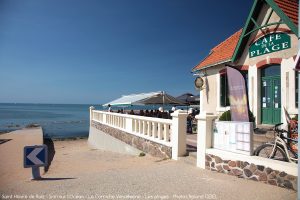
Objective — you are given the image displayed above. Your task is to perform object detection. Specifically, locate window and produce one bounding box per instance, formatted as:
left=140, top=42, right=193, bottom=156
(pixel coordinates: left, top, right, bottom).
left=261, top=65, right=280, bottom=76
left=296, top=73, right=298, bottom=108
left=220, top=74, right=230, bottom=107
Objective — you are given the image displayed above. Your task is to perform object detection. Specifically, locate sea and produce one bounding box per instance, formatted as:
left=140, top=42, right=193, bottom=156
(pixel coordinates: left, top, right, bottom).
left=0, top=103, right=96, bottom=138
left=0, top=103, right=186, bottom=139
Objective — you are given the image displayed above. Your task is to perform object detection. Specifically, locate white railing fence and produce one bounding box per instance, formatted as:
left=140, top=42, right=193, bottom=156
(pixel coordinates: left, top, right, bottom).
left=89, top=107, right=187, bottom=160
left=195, top=112, right=254, bottom=169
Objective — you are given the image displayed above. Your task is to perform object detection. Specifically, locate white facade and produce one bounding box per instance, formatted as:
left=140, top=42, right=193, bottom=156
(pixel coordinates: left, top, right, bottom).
left=197, top=3, right=298, bottom=126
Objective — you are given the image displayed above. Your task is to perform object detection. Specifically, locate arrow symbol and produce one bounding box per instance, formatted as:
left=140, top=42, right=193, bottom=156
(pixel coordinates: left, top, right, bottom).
left=27, top=147, right=44, bottom=165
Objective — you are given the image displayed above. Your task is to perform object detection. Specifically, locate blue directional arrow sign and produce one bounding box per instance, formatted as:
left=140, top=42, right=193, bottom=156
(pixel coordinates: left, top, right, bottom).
left=24, top=145, right=48, bottom=168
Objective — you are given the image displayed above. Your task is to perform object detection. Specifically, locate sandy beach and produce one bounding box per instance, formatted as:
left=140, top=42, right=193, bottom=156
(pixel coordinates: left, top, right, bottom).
left=0, top=128, right=297, bottom=200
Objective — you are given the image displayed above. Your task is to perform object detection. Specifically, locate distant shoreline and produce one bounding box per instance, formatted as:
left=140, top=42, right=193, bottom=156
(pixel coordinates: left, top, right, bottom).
left=0, top=127, right=89, bottom=141
left=0, top=130, right=10, bottom=135
left=48, top=136, right=88, bottom=141
left=0, top=104, right=90, bottom=139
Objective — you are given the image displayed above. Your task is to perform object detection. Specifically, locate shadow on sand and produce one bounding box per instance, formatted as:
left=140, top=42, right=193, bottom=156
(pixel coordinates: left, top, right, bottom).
left=43, top=138, right=55, bottom=173
left=32, top=177, right=76, bottom=181
left=0, top=139, right=12, bottom=145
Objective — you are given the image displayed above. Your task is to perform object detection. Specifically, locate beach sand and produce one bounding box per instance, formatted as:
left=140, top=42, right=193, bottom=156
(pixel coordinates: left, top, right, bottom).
left=0, top=130, right=297, bottom=200
left=0, top=128, right=43, bottom=187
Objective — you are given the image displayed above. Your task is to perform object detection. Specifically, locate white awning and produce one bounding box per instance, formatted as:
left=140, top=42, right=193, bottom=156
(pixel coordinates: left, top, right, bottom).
left=102, top=91, right=186, bottom=107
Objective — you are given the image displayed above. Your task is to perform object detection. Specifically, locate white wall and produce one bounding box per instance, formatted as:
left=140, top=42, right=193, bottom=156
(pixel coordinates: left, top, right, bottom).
left=88, top=126, right=142, bottom=156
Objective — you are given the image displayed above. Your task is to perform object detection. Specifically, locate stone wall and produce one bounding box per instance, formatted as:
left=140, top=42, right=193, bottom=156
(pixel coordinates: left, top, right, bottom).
left=92, top=121, right=172, bottom=159
left=205, top=154, right=297, bottom=191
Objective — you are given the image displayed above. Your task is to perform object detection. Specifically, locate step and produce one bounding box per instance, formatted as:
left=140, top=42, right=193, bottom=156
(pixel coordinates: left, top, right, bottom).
left=189, top=151, right=197, bottom=159
left=179, top=155, right=197, bottom=166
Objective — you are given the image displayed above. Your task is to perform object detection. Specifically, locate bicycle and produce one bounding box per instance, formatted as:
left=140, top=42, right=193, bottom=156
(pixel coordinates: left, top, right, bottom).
left=254, top=123, right=298, bottom=163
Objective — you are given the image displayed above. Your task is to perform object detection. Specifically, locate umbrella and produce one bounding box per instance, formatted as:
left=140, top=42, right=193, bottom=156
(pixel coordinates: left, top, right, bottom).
left=137, top=91, right=186, bottom=105
left=103, top=91, right=186, bottom=107
left=102, top=92, right=156, bottom=107
left=176, top=93, right=200, bottom=105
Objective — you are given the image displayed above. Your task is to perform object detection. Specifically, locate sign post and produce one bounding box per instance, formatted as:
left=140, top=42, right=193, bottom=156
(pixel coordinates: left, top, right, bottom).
left=24, top=145, right=48, bottom=180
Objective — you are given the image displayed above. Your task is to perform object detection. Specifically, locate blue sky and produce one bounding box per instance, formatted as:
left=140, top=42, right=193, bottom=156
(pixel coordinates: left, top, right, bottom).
left=0, top=0, right=253, bottom=104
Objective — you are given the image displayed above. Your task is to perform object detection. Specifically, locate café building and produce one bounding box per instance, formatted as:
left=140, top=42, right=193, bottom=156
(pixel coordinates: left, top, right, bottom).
left=192, top=0, right=298, bottom=126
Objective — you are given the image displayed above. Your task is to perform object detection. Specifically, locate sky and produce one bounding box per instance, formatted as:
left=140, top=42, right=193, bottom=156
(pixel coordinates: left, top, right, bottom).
left=0, top=0, right=254, bottom=104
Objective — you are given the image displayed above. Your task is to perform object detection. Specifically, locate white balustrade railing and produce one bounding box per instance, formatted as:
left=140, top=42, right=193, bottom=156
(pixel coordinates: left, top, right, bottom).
left=91, top=110, right=172, bottom=146
left=89, top=107, right=187, bottom=160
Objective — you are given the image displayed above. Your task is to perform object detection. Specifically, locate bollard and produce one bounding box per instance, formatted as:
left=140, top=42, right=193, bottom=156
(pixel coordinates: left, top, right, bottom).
left=31, top=166, right=41, bottom=180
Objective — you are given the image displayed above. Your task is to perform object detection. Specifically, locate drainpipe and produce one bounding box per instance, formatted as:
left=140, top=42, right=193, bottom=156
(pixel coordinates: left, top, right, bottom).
left=296, top=55, right=300, bottom=197
left=296, top=7, right=300, bottom=194
left=296, top=67, right=300, bottom=195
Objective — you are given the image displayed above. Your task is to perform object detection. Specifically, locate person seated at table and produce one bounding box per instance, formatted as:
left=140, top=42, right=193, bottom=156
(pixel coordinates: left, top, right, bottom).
left=158, top=107, right=163, bottom=112
left=154, top=110, right=159, bottom=117
left=129, top=110, right=134, bottom=115
left=166, top=111, right=172, bottom=119
left=145, top=110, right=150, bottom=117
left=172, top=106, right=176, bottom=112
left=161, top=111, right=169, bottom=119
left=108, top=104, right=112, bottom=112
left=187, top=109, right=194, bottom=133
left=139, top=110, right=144, bottom=116
left=157, top=107, right=164, bottom=118
left=149, top=110, right=154, bottom=117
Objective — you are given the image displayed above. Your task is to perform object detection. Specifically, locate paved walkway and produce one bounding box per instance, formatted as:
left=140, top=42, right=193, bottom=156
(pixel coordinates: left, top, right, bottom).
left=186, top=133, right=197, bottom=153
left=0, top=138, right=296, bottom=200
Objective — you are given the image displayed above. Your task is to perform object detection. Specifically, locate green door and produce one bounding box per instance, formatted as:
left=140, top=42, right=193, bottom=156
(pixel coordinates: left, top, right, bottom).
left=261, top=76, right=281, bottom=124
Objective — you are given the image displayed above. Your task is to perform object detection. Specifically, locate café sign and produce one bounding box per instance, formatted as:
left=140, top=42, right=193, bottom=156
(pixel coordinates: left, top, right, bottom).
left=249, top=33, right=290, bottom=58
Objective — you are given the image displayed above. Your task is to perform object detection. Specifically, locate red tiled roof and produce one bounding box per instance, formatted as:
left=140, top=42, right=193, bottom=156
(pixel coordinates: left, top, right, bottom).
left=192, top=29, right=242, bottom=71
left=274, top=0, right=298, bottom=25
left=193, top=0, right=298, bottom=72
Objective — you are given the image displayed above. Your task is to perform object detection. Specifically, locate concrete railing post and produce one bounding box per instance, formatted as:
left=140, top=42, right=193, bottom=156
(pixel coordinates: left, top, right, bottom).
left=125, top=116, right=133, bottom=133
left=103, top=112, right=107, bottom=124
left=89, top=106, right=95, bottom=126
left=196, top=112, right=217, bottom=169
left=171, top=110, right=188, bottom=160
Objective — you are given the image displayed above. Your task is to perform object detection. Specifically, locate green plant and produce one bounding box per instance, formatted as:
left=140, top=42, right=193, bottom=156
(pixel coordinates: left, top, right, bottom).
left=139, top=152, right=146, bottom=157
left=219, top=110, right=231, bottom=121
left=219, top=110, right=255, bottom=122
left=192, top=125, right=197, bottom=134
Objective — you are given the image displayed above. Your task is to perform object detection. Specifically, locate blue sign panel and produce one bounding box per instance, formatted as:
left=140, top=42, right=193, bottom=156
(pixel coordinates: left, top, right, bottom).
left=24, top=145, right=48, bottom=168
